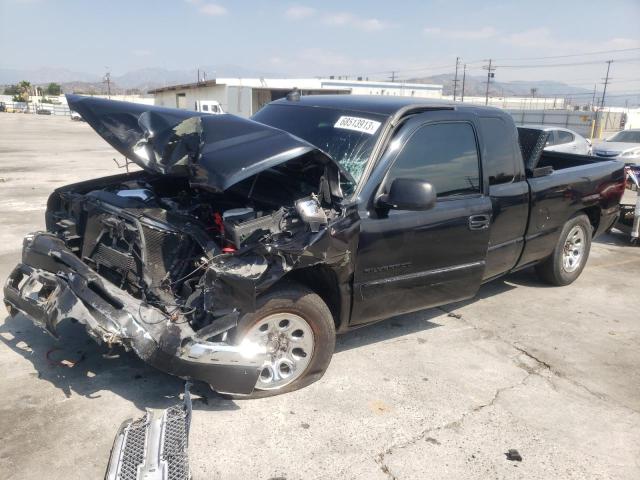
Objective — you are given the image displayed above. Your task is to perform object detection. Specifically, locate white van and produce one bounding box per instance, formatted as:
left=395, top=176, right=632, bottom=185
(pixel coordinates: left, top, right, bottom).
left=195, top=100, right=225, bottom=114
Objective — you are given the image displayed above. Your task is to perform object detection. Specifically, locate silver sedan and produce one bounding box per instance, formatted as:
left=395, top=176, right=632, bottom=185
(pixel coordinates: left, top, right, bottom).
left=592, top=129, right=640, bottom=164
left=523, top=125, right=593, bottom=155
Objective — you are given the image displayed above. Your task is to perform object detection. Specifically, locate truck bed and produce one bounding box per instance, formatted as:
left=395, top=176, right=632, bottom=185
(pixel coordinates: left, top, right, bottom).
left=537, top=150, right=614, bottom=171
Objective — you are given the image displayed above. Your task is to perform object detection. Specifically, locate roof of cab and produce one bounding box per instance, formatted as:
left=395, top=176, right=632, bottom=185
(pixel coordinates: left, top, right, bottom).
left=268, top=94, right=504, bottom=117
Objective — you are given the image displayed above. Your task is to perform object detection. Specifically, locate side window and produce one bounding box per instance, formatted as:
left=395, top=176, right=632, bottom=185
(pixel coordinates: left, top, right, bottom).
left=557, top=130, right=574, bottom=144
left=202, top=104, right=209, bottom=112
left=387, top=122, right=481, bottom=198
left=479, top=117, right=516, bottom=185
left=545, top=130, right=556, bottom=146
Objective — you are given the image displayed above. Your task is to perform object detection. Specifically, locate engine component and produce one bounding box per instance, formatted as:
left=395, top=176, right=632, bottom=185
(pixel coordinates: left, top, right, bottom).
left=222, top=207, right=255, bottom=223
left=295, top=196, right=327, bottom=232
left=116, top=188, right=155, bottom=202
left=224, top=210, right=283, bottom=249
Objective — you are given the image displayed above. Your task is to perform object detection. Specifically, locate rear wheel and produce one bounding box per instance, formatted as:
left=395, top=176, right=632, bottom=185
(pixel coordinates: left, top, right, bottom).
left=225, top=284, right=335, bottom=398
left=535, top=214, right=592, bottom=286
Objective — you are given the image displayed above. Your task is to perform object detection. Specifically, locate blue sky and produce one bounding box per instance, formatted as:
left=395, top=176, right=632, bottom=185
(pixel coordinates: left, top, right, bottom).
left=1, top=0, right=639, bottom=90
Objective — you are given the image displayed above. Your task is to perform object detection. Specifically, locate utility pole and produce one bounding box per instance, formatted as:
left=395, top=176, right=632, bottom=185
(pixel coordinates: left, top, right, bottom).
left=599, top=60, right=613, bottom=110
left=390, top=71, right=396, bottom=82
left=104, top=68, right=111, bottom=99
left=596, top=60, right=613, bottom=137
left=452, top=57, right=460, bottom=101
left=483, top=59, right=495, bottom=106
left=461, top=64, right=467, bottom=102
left=591, top=83, right=597, bottom=110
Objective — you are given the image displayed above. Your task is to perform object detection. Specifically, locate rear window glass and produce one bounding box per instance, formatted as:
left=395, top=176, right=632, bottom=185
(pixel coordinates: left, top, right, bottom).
left=479, top=117, right=516, bottom=185
left=557, top=130, right=574, bottom=144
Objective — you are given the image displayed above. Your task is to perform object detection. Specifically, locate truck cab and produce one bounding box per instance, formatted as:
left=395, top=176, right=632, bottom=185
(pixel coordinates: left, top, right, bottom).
left=253, top=96, right=625, bottom=325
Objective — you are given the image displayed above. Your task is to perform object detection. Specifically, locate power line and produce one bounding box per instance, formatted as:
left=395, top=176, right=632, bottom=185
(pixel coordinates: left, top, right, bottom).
left=490, top=47, right=640, bottom=62
left=333, top=48, right=640, bottom=80
left=495, top=57, right=640, bottom=69
left=331, top=62, right=454, bottom=79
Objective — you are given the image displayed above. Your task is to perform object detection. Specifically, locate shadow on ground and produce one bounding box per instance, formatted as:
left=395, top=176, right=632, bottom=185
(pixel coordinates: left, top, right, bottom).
left=0, top=269, right=535, bottom=410
left=595, top=229, right=637, bottom=248
left=0, top=313, right=232, bottom=410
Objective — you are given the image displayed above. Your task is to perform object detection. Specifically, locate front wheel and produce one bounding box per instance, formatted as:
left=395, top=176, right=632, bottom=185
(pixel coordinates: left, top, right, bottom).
left=225, top=284, right=336, bottom=398
left=535, top=214, right=592, bottom=286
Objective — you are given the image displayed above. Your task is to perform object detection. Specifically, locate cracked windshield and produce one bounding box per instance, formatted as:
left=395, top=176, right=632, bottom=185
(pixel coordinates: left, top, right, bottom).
left=252, top=104, right=387, bottom=186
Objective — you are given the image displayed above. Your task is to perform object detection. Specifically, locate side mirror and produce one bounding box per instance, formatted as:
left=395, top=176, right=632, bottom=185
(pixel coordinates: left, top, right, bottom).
left=377, top=178, right=436, bottom=211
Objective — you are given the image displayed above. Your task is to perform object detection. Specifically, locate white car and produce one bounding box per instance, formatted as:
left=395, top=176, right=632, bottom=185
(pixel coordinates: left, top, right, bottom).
left=592, top=129, right=640, bottom=164
left=522, top=125, right=592, bottom=155
left=70, top=110, right=84, bottom=121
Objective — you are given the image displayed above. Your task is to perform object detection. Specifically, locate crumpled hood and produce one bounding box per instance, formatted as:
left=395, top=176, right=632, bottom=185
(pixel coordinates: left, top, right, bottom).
left=594, top=142, right=640, bottom=154
left=66, top=94, right=352, bottom=194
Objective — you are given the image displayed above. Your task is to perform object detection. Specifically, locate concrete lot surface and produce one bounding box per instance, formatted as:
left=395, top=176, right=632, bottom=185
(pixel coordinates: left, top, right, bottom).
left=1, top=114, right=639, bottom=479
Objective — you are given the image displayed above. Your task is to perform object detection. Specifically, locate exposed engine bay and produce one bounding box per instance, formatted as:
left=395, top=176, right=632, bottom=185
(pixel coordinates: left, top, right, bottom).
left=3, top=94, right=359, bottom=395
left=47, top=172, right=337, bottom=338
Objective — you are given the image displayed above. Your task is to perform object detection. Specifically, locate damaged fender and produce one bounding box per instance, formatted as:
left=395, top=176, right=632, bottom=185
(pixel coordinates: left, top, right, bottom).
left=4, top=233, right=267, bottom=394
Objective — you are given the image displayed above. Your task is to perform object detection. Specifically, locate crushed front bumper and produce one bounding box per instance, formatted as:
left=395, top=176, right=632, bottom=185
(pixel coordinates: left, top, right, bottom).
left=3, top=232, right=265, bottom=395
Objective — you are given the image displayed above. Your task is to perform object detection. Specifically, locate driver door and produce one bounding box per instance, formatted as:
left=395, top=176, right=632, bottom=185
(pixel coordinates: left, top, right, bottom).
left=351, top=114, right=492, bottom=325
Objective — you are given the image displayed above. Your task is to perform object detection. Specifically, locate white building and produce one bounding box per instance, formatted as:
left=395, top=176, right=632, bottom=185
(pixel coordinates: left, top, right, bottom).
left=443, top=95, right=566, bottom=110
left=149, top=78, right=443, bottom=117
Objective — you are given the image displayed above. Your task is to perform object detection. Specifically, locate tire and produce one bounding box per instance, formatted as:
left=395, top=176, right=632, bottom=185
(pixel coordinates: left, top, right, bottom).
left=535, top=214, right=592, bottom=286
left=225, top=283, right=335, bottom=398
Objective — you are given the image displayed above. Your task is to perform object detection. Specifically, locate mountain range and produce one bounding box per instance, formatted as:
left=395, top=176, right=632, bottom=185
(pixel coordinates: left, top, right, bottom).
left=1, top=66, right=632, bottom=106
left=408, top=73, right=593, bottom=99
left=0, top=65, right=271, bottom=93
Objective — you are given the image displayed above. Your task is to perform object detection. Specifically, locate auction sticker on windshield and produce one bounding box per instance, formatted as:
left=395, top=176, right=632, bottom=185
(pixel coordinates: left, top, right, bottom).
left=334, top=116, right=381, bottom=135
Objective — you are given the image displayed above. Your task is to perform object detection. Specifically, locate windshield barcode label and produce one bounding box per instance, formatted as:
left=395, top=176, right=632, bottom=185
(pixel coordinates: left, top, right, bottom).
left=334, top=116, right=381, bottom=135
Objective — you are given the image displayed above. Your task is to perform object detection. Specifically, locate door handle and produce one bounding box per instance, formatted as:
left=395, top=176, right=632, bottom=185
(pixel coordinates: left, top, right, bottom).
left=468, top=214, right=490, bottom=230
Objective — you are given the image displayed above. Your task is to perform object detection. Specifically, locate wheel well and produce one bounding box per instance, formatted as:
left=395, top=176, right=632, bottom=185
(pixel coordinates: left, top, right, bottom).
left=578, top=206, right=601, bottom=235
left=271, top=266, right=343, bottom=330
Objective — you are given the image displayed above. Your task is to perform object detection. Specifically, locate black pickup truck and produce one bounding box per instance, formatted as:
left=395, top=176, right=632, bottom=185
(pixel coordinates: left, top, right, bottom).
left=4, top=94, right=625, bottom=397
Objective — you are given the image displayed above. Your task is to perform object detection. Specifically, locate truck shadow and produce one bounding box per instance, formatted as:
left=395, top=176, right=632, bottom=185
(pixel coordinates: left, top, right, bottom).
left=335, top=272, right=526, bottom=353
left=335, top=310, right=441, bottom=353
left=594, top=230, right=635, bottom=247
left=0, top=272, right=527, bottom=409
left=0, top=313, right=238, bottom=412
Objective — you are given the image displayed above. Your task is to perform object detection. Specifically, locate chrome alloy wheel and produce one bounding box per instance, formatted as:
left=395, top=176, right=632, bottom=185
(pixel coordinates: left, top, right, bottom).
left=562, top=225, right=586, bottom=273
left=244, top=312, right=315, bottom=390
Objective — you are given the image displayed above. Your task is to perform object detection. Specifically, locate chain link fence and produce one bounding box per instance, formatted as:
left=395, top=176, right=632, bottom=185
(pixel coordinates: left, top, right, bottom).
left=1, top=100, right=72, bottom=116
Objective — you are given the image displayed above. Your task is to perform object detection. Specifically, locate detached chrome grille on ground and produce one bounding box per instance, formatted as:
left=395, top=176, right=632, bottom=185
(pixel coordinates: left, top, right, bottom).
left=105, top=383, right=192, bottom=480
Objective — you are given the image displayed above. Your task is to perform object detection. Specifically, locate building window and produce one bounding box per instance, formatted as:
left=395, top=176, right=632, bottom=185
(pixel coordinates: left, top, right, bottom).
left=176, top=93, right=186, bottom=109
